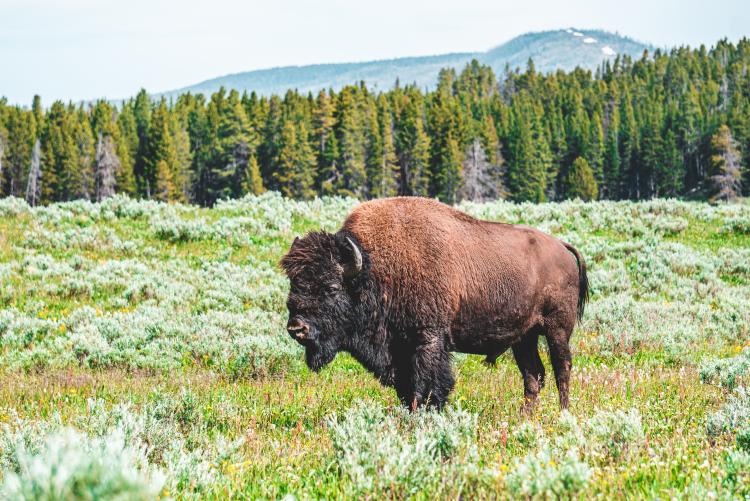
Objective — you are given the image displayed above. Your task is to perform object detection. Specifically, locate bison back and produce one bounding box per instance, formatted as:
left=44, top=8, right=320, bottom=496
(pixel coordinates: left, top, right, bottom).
left=343, top=197, right=580, bottom=336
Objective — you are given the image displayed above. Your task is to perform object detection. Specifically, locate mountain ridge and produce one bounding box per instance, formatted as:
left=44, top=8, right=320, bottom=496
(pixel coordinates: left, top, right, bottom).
left=160, top=28, right=653, bottom=98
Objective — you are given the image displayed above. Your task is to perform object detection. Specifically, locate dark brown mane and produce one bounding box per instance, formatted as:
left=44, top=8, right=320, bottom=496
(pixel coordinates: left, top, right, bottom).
left=280, top=232, right=337, bottom=279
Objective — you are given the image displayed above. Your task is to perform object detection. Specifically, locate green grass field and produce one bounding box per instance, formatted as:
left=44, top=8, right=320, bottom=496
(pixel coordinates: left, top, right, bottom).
left=0, top=194, right=749, bottom=499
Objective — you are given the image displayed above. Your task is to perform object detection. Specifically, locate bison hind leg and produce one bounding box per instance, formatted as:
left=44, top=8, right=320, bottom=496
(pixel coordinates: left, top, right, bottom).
left=512, top=329, right=546, bottom=415
left=545, top=323, right=574, bottom=411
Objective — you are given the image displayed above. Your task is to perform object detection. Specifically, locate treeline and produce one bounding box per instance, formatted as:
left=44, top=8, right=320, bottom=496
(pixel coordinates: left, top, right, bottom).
left=1, top=38, right=749, bottom=206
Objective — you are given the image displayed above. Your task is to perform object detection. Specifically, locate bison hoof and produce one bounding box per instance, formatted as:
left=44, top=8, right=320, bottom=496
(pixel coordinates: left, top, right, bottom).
left=519, top=397, right=538, bottom=416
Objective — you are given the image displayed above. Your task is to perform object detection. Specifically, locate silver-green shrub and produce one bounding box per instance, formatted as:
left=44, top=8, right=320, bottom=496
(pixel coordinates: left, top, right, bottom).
left=327, top=400, right=483, bottom=497
left=0, top=428, right=164, bottom=501
left=706, top=387, right=750, bottom=439
left=506, top=446, right=592, bottom=500
left=701, top=348, right=750, bottom=390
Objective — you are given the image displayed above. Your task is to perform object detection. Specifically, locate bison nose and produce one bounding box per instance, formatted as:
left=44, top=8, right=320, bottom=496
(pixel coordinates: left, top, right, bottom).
left=287, top=319, right=310, bottom=340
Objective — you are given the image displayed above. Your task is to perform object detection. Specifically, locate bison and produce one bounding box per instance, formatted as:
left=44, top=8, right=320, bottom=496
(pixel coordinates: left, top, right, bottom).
left=281, top=197, right=587, bottom=412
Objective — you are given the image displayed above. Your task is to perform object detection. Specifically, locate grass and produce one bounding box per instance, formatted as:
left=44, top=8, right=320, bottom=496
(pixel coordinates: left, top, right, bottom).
left=0, top=361, right=728, bottom=499
left=0, top=194, right=748, bottom=499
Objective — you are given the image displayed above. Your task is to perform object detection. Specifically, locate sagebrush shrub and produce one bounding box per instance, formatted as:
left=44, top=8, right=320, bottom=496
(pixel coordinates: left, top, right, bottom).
left=506, top=446, right=592, bottom=500
left=327, top=401, right=484, bottom=497
left=706, top=387, right=750, bottom=439
left=0, top=428, right=164, bottom=501
left=701, top=348, right=750, bottom=390
left=584, top=408, right=644, bottom=461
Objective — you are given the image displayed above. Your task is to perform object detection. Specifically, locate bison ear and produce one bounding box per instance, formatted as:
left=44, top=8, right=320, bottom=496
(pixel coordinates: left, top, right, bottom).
left=339, top=236, right=363, bottom=279
left=293, top=236, right=300, bottom=245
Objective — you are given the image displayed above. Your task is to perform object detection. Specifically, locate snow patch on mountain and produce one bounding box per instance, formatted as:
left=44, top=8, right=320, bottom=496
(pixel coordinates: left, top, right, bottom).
left=601, top=46, right=616, bottom=56
left=583, top=37, right=597, bottom=44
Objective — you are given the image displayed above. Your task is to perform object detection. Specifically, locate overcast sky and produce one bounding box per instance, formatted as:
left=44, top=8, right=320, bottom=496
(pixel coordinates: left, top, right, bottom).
left=2, top=0, right=748, bottom=104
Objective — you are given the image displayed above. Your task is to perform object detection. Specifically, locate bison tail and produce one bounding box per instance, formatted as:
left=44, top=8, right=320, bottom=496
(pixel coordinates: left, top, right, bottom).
left=563, top=242, right=588, bottom=322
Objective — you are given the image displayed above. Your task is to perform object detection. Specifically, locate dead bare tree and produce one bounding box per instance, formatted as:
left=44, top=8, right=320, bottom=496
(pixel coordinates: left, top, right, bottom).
left=95, top=133, right=119, bottom=201
left=25, top=139, right=42, bottom=206
left=708, top=125, right=742, bottom=202
left=459, top=138, right=505, bottom=202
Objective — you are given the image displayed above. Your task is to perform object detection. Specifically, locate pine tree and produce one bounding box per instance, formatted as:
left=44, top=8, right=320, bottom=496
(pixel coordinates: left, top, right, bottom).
left=657, top=128, right=684, bottom=197
left=2, top=107, right=34, bottom=197
left=433, top=132, right=463, bottom=203
left=313, top=90, right=337, bottom=192
left=619, top=86, right=639, bottom=198
left=547, top=107, right=568, bottom=198
left=25, top=139, right=42, bottom=206
left=274, top=120, right=316, bottom=199
left=587, top=112, right=605, bottom=186
left=395, top=92, right=431, bottom=196
left=154, top=159, right=175, bottom=202
left=319, top=132, right=339, bottom=195
left=41, top=101, right=80, bottom=203
left=183, top=94, right=212, bottom=205
left=603, top=121, right=621, bottom=199
left=145, top=100, right=179, bottom=200
left=368, top=95, right=399, bottom=198
left=405, top=114, right=431, bottom=197
left=209, top=89, right=253, bottom=202
left=565, top=157, right=598, bottom=201
left=507, top=93, right=551, bottom=202
left=257, top=95, right=283, bottom=192
left=639, top=97, right=667, bottom=198
left=428, top=82, right=465, bottom=202
left=114, top=104, right=138, bottom=195
left=133, top=89, right=152, bottom=197
left=335, top=87, right=367, bottom=198
left=677, top=84, right=703, bottom=187
left=601, top=83, right=621, bottom=199
left=240, top=155, right=265, bottom=195
left=30, top=95, right=43, bottom=139
left=364, top=101, right=383, bottom=198
left=480, top=115, right=507, bottom=198
left=72, top=108, right=96, bottom=200
left=169, top=110, right=192, bottom=202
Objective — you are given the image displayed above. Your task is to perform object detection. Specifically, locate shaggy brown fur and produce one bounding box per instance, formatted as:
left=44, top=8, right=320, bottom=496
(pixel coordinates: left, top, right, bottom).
left=281, top=197, right=587, bottom=412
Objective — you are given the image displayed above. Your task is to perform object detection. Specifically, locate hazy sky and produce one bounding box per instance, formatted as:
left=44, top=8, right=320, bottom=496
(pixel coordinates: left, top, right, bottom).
left=2, top=0, right=748, bottom=104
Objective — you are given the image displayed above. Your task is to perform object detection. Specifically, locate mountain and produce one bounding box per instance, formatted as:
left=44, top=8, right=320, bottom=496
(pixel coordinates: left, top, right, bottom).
left=481, top=29, right=650, bottom=75
left=162, top=28, right=651, bottom=98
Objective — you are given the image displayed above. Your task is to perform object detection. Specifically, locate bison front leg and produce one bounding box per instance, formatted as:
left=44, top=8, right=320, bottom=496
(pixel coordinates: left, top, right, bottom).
left=402, top=332, right=455, bottom=410
left=512, top=332, right=545, bottom=415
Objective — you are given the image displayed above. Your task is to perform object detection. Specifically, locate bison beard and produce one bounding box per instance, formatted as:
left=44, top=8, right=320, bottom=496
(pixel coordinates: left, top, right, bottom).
left=281, top=197, right=588, bottom=412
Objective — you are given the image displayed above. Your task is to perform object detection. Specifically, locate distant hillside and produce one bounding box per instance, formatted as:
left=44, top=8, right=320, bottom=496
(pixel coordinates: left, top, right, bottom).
left=162, top=28, right=651, bottom=98
left=480, top=29, right=649, bottom=74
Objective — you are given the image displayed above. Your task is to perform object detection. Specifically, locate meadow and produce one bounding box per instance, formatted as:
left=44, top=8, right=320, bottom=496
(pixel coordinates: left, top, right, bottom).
left=0, top=193, right=749, bottom=499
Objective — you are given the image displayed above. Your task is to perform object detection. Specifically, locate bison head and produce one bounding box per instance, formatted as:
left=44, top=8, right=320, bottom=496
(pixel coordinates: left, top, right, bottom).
left=280, top=231, right=363, bottom=371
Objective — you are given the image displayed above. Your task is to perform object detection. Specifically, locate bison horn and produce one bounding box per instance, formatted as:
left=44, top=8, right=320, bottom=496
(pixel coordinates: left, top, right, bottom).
left=343, top=237, right=362, bottom=278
